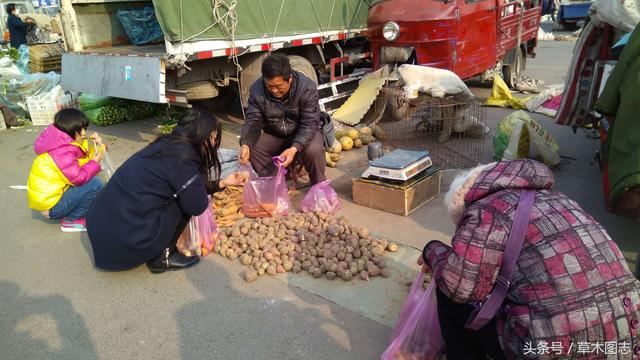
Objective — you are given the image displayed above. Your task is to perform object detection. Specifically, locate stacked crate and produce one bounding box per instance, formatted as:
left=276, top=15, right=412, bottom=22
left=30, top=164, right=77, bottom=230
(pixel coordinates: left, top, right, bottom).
left=29, top=44, right=64, bottom=73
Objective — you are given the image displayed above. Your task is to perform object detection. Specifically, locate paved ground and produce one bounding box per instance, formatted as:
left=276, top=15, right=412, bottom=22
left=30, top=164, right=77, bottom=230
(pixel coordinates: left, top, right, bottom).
left=2, top=36, right=640, bottom=360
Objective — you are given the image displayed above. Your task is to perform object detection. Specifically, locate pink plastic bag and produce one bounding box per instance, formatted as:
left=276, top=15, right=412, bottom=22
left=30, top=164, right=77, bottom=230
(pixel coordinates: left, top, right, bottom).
left=300, top=180, right=342, bottom=214
left=381, top=273, right=445, bottom=360
left=177, top=197, right=219, bottom=257
left=242, top=157, right=289, bottom=218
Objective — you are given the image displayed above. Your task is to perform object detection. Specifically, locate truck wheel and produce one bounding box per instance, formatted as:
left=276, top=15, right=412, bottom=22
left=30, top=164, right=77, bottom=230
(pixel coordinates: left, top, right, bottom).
left=195, top=86, right=238, bottom=112
left=288, top=55, right=318, bottom=85
left=502, top=48, right=523, bottom=89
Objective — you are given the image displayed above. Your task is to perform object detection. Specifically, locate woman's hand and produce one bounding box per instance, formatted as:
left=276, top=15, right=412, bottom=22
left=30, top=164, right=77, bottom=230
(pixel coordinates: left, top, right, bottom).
left=220, top=171, right=249, bottom=188
left=90, top=132, right=103, bottom=145
left=93, top=150, right=104, bottom=163
left=417, top=255, right=431, bottom=274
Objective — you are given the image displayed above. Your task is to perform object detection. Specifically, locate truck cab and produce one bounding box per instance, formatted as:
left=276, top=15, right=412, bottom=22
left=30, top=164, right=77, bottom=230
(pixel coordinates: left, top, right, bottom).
left=368, top=0, right=541, bottom=86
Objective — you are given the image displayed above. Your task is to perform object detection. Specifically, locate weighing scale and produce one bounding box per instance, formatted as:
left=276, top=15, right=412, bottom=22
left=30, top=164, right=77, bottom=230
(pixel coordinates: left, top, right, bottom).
left=361, top=149, right=433, bottom=181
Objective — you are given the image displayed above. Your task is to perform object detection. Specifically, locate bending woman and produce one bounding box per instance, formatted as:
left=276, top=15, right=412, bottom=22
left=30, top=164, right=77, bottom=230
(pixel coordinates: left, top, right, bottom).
left=87, top=109, right=246, bottom=273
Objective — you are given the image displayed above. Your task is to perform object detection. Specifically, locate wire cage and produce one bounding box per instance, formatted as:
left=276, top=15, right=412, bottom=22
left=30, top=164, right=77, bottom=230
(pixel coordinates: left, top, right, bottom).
left=373, top=85, right=488, bottom=170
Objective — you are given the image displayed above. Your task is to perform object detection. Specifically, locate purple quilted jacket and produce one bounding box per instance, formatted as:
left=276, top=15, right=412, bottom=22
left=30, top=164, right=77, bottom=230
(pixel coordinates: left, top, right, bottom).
left=424, top=160, right=640, bottom=359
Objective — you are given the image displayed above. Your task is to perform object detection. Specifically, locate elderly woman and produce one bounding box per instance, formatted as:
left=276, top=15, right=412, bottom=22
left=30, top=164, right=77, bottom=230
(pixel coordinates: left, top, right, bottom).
left=419, top=159, right=640, bottom=359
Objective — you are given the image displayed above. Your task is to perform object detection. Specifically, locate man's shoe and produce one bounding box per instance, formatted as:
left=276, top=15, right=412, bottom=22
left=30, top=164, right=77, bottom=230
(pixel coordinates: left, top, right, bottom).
left=146, top=248, right=200, bottom=274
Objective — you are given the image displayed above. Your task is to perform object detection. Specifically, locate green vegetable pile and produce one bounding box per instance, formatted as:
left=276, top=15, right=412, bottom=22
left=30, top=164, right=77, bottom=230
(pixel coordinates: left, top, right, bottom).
left=0, top=48, right=20, bottom=63
left=79, top=92, right=186, bottom=127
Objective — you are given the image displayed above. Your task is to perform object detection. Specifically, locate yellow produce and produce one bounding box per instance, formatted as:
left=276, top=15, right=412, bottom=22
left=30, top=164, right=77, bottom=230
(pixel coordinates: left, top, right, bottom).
left=335, top=129, right=359, bottom=140
left=339, top=136, right=354, bottom=151
left=329, top=141, right=342, bottom=154
left=325, top=152, right=337, bottom=167
left=359, top=127, right=373, bottom=136
left=371, top=125, right=388, bottom=141
left=359, top=134, right=375, bottom=145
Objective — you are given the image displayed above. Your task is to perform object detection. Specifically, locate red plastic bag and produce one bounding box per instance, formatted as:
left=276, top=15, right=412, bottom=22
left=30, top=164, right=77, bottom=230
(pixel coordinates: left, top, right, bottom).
left=177, top=197, right=218, bottom=257
left=300, top=180, right=341, bottom=214
left=381, top=273, right=444, bottom=360
left=242, top=157, right=289, bottom=218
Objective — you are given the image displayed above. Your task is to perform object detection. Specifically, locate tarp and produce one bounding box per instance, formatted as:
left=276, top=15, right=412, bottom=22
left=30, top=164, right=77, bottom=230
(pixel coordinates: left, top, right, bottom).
left=275, top=243, right=423, bottom=327
left=152, top=0, right=369, bottom=43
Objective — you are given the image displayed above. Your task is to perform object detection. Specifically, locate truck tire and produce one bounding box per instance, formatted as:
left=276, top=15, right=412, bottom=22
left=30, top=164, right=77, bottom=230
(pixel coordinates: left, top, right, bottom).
left=179, top=81, right=219, bottom=100
left=195, top=85, right=238, bottom=112
left=502, top=48, right=523, bottom=89
left=289, top=55, right=318, bottom=85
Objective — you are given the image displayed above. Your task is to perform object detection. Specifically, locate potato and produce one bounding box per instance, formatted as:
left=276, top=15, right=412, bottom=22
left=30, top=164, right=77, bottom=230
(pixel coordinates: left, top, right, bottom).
left=326, top=272, right=337, bottom=280
left=243, top=270, right=258, bottom=283
left=358, top=227, right=369, bottom=239
left=381, top=268, right=391, bottom=278
left=292, top=264, right=302, bottom=273
left=276, top=265, right=286, bottom=273
left=302, top=260, right=312, bottom=271
left=283, top=260, right=293, bottom=272
left=359, top=271, right=370, bottom=281
left=341, top=271, right=353, bottom=281
left=368, top=264, right=381, bottom=277
left=372, top=245, right=386, bottom=257
left=257, top=267, right=266, bottom=276
left=263, top=251, right=274, bottom=261
left=240, top=254, right=252, bottom=266
left=266, top=265, right=277, bottom=275
left=311, top=267, right=323, bottom=278
left=353, top=138, right=363, bottom=149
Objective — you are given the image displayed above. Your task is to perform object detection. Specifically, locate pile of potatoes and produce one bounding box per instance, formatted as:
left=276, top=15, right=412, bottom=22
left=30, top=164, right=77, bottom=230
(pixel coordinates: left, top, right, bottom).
left=214, top=211, right=399, bottom=283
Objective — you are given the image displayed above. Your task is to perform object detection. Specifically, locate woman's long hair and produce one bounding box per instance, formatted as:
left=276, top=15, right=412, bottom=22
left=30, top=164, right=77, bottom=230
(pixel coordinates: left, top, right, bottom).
left=150, top=108, right=221, bottom=193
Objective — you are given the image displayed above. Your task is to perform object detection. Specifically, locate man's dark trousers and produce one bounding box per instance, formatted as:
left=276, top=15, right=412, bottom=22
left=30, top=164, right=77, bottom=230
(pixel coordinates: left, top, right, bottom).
left=249, top=131, right=326, bottom=185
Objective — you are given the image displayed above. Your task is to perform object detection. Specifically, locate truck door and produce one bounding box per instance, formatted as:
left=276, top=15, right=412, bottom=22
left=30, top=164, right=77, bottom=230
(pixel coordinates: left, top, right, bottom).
left=454, top=0, right=498, bottom=79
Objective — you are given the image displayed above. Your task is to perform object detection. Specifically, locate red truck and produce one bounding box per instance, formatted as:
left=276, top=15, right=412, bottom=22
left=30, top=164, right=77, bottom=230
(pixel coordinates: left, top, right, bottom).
left=367, top=0, right=542, bottom=87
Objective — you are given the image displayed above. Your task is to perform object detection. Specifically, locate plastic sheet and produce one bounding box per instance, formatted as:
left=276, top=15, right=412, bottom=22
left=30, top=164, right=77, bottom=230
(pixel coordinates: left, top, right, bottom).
left=16, top=45, right=29, bottom=74
left=117, top=7, right=164, bottom=45
left=79, top=93, right=114, bottom=111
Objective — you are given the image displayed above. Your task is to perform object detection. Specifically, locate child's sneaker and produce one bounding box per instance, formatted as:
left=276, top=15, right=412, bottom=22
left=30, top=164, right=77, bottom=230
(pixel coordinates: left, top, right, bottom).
left=60, top=218, right=87, bottom=232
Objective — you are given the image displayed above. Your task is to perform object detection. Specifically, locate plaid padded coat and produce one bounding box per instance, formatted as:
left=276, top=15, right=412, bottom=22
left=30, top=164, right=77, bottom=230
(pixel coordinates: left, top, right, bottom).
left=424, top=160, right=640, bottom=359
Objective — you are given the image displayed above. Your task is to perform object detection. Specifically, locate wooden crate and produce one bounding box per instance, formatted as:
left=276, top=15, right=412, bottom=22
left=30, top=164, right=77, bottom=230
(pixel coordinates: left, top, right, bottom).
left=29, top=44, right=63, bottom=73
left=352, top=167, right=441, bottom=216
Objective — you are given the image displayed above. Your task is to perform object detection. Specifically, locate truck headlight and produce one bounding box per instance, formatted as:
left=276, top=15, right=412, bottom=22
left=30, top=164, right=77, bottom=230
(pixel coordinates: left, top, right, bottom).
left=382, top=21, right=400, bottom=41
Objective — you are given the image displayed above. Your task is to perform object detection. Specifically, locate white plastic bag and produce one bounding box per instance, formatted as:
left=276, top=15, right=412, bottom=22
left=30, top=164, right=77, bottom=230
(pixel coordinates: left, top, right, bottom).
left=493, top=111, right=561, bottom=166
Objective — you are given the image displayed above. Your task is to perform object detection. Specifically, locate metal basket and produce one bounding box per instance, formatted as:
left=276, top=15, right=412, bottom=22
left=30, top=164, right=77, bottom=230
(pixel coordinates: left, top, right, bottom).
left=376, top=85, right=487, bottom=170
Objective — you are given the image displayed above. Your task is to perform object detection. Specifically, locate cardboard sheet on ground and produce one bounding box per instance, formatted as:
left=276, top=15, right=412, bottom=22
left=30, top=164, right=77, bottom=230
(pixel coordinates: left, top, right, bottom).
left=275, top=243, right=422, bottom=328
left=332, top=68, right=389, bottom=126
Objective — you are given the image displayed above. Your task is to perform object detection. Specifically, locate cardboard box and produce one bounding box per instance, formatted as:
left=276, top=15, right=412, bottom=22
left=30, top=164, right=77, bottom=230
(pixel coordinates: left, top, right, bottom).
left=352, top=167, right=441, bottom=216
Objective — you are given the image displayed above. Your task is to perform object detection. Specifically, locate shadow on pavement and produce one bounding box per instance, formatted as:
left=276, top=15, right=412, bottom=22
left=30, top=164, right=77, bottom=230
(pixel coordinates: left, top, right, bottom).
left=177, top=258, right=387, bottom=360
left=0, top=280, right=98, bottom=360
